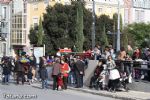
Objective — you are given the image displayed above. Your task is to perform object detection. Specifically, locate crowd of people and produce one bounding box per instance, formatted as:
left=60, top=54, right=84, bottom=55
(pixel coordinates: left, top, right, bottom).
left=89, top=56, right=128, bottom=92
left=88, top=45, right=150, bottom=92
left=0, top=52, right=37, bottom=85
left=0, top=44, right=150, bottom=92
left=0, top=52, right=87, bottom=91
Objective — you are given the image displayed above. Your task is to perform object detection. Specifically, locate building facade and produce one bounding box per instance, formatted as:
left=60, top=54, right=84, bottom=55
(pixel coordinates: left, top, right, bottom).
left=27, top=0, right=48, bottom=29
left=6, top=0, right=126, bottom=57
left=1, top=0, right=150, bottom=57
left=27, top=0, right=71, bottom=29
left=84, top=0, right=125, bottom=25
left=0, top=0, right=11, bottom=58
left=124, top=0, right=150, bottom=24
left=10, top=0, right=28, bottom=55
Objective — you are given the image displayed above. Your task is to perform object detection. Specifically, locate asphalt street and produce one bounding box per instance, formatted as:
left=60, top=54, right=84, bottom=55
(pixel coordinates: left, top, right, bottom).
left=0, top=82, right=119, bottom=100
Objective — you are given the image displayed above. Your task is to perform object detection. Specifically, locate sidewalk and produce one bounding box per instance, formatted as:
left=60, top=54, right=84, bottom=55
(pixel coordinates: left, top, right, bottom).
left=68, top=86, right=150, bottom=100
left=32, top=81, right=150, bottom=100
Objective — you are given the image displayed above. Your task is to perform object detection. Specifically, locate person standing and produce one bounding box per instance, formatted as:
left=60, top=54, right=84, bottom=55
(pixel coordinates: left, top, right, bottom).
left=15, top=60, right=25, bottom=85
left=74, top=57, right=85, bottom=88
left=132, top=48, right=141, bottom=60
left=29, top=55, right=37, bottom=82
left=40, top=66, right=48, bottom=89
left=92, top=46, right=101, bottom=60
left=127, top=45, right=133, bottom=58
left=2, top=58, right=11, bottom=85
left=117, top=47, right=127, bottom=73
left=107, top=55, right=120, bottom=92
left=51, top=58, right=61, bottom=90
left=39, top=57, right=44, bottom=79
left=61, top=59, right=70, bottom=90
left=68, top=59, right=76, bottom=86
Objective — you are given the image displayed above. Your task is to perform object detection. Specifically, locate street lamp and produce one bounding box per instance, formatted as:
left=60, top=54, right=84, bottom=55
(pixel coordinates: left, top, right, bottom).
left=0, top=17, right=8, bottom=56
left=92, top=0, right=96, bottom=49
left=116, top=0, right=120, bottom=52
left=0, top=19, right=8, bottom=41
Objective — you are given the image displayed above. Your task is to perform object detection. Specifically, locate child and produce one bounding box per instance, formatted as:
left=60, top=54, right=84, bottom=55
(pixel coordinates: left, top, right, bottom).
left=99, top=64, right=109, bottom=90
left=27, top=68, right=33, bottom=85
left=57, top=74, right=64, bottom=90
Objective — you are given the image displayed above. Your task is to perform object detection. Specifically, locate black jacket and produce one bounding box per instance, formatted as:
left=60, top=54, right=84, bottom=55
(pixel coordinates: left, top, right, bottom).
left=40, top=67, right=48, bottom=80
left=14, top=61, right=24, bottom=72
left=2, top=63, right=11, bottom=75
left=75, top=60, right=85, bottom=75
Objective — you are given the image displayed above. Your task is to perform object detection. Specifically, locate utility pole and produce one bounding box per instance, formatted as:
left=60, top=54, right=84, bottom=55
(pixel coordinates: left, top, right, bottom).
left=92, top=0, right=96, bottom=49
left=117, top=0, right=120, bottom=52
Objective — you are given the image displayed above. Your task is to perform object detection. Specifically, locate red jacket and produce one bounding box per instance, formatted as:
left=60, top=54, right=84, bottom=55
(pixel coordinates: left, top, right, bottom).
left=61, top=63, right=70, bottom=77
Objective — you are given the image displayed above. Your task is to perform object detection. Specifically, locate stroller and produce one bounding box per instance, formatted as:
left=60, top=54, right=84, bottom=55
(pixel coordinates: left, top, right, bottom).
left=94, top=65, right=130, bottom=92
left=108, top=68, right=130, bottom=92
left=94, top=64, right=109, bottom=90
left=118, top=72, right=129, bottom=91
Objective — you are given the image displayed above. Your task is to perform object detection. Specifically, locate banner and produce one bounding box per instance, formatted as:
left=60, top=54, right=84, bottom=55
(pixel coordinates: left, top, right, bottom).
left=33, top=47, right=44, bottom=64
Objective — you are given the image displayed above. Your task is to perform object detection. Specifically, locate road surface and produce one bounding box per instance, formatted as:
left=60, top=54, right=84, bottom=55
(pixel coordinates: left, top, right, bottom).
left=0, top=82, right=118, bottom=100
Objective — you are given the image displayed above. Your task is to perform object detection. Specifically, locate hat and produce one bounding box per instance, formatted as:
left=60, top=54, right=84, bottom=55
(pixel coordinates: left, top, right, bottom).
left=21, top=52, right=26, bottom=56
left=55, top=58, right=60, bottom=63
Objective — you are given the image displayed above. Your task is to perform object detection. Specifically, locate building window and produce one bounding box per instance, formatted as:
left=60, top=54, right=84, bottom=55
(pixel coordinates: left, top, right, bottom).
left=44, top=0, right=49, bottom=4
left=135, top=10, right=144, bottom=22
left=107, top=7, right=111, bottom=14
left=135, top=10, right=139, bottom=22
left=33, top=18, right=38, bottom=27
left=125, top=8, right=129, bottom=24
left=11, top=30, right=24, bottom=44
left=1, top=43, right=6, bottom=56
left=23, top=15, right=27, bottom=28
left=23, top=2, right=27, bottom=13
left=33, top=4, right=38, bottom=11
left=88, top=8, right=92, bottom=12
left=140, top=10, right=144, bottom=22
left=2, top=7, right=7, bottom=20
left=98, top=7, right=103, bottom=13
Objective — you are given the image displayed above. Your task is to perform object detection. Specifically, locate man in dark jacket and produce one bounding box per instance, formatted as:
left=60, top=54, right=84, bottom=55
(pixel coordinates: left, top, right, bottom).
left=74, top=58, right=85, bottom=88
left=40, top=66, right=48, bottom=89
left=2, top=59, right=11, bottom=85
left=15, top=60, right=25, bottom=85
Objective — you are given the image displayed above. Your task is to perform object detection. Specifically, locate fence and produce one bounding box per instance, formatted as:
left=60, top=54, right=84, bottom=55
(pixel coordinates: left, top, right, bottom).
left=114, top=60, right=150, bottom=81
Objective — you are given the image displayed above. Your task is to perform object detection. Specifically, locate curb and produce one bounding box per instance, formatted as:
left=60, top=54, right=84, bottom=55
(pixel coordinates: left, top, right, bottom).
left=31, top=82, right=149, bottom=100
left=68, top=87, right=146, bottom=100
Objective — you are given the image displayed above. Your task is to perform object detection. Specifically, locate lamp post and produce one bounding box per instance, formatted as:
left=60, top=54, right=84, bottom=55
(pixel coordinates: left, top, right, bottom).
left=116, top=0, right=120, bottom=52
left=0, top=19, right=8, bottom=41
left=0, top=17, right=8, bottom=56
left=92, top=0, right=96, bottom=49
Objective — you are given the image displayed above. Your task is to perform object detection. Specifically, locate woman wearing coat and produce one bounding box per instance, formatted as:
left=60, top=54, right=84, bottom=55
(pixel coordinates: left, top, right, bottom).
left=107, top=55, right=120, bottom=92
left=60, top=59, right=70, bottom=90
